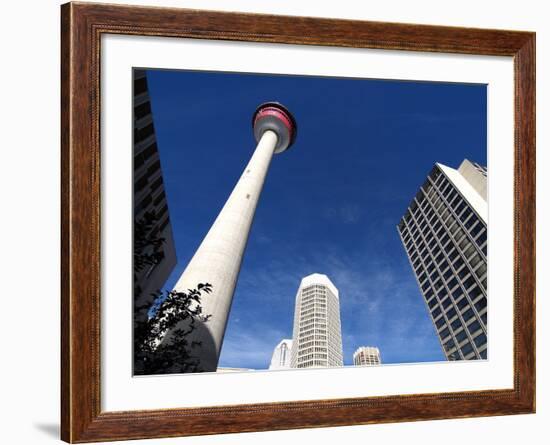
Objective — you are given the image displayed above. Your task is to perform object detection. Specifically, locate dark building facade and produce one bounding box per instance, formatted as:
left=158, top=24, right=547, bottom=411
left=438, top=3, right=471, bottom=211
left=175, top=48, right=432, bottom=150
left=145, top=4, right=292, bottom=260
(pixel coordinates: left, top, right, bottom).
left=133, top=69, right=177, bottom=313
left=398, top=160, right=488, bottom=361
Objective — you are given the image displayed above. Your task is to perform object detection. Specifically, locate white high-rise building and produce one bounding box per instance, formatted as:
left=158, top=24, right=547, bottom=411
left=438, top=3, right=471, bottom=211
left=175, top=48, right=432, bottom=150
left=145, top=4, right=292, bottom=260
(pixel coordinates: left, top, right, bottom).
left=353, top=346, right=381, bottom=366
left=268, top=339, right=293, bottom=370
left=290, top=274, right=343, bottom=369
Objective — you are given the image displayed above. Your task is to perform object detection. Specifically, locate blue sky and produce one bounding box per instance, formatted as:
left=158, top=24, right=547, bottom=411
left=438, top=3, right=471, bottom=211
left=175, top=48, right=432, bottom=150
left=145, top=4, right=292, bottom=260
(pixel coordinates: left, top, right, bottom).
left=145, top=68, right=487, bottom=369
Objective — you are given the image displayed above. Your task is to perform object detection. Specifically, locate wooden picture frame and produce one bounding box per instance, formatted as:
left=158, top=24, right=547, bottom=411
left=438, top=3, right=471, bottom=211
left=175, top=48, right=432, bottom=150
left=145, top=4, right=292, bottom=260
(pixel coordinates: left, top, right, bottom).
left=61, top=1, right=535, bottom=442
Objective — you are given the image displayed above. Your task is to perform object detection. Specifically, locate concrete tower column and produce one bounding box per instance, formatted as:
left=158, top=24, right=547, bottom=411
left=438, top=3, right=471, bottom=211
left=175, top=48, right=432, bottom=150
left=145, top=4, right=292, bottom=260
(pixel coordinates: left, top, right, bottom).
left=166, top=102, right=297, bottom=372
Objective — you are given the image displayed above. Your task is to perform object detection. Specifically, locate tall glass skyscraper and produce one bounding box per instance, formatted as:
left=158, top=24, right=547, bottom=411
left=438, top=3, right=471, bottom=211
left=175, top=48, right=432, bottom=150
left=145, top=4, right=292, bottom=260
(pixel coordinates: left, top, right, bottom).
left=290, top=274, right=344, bottom=368
left=397, top=160, right=488, bottom=361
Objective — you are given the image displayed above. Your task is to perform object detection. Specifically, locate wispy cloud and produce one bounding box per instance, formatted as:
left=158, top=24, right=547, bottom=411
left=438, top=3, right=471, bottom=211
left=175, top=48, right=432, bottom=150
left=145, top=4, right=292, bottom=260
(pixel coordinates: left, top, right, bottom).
left=323, top=203, right=362, bottom=224
left=218, top=324, right=288, bottom=369
left=255, top=233, right=273, bottom=244
left=311, top=245, right=443, bottom=364
left=340, top=204, right=362, bottom=224
left=222, top=239, right=444, bottom=368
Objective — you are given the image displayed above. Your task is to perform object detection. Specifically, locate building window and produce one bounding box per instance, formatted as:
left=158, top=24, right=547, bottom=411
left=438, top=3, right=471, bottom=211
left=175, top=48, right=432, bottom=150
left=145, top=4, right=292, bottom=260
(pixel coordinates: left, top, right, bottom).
left=468, top=320, right=481, bottom=334
left=474, top=297, right=487, bottom=312
left=447, top=278, right=458, bottom=290
left=451, top=318, right=462, bottom=330
left=463, top=308, right=475, bottom=321
left=474, top=333, right=487, bottom=347
left=455, top=330, right=468, bottom=343
left=446, top=307, right=457, bottom=320
left=469, top=285, right=483, bottom=300
left=475, top=263, right=487, bottom=278
left=476, top=231, right=487, bottom=247
left=452, top=287, right=462, bottom=300
left=461, top=342, right=474, bottom=356
left=481, top=312, right=487, bottom=325
left=134, top=76, right=148, bottom=95
left=134, top=100, right=152, bottom=120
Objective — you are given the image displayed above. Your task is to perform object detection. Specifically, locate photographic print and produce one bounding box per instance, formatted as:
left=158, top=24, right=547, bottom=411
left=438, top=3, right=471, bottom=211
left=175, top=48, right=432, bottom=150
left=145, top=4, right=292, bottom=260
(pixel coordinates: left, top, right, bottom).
left=132, top=68, right=488, bottom=376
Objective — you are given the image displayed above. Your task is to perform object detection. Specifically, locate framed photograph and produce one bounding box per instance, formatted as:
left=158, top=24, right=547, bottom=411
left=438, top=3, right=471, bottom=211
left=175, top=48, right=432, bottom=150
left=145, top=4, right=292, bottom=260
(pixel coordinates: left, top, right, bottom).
left=61, top=2, right=535, bottom=442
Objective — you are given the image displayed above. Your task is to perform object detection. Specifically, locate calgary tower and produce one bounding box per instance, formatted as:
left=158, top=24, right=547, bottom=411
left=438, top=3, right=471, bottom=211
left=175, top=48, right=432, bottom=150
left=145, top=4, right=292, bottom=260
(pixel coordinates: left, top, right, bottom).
left=166, top=102, right=297, bottom=372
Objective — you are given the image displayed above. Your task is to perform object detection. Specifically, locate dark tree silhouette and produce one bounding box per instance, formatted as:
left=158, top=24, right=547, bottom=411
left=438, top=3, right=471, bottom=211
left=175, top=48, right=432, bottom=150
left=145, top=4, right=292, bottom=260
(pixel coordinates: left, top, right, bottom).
left=133, top=211, right=212, bottom=375
left=133, top=211, right=166, bottom=275
left=133, top=285, right=212, bottom=375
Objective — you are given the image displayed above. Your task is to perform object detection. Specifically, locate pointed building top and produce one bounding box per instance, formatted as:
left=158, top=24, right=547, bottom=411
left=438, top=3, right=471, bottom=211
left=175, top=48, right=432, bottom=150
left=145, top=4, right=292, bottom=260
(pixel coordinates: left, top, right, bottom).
left=299, top=273, right=339, bottom=298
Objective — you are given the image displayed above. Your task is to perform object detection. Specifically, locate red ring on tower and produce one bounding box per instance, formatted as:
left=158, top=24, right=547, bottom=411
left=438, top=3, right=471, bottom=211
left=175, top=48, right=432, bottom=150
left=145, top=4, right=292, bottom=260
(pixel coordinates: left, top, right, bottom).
left=252, top=102, right=297, bottom=153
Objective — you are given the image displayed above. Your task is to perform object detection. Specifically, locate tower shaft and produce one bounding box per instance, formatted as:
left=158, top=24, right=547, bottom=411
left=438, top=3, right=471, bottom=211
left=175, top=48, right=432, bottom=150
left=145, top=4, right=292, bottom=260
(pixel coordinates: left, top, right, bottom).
left=170, top=129, right=279, bottom=371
